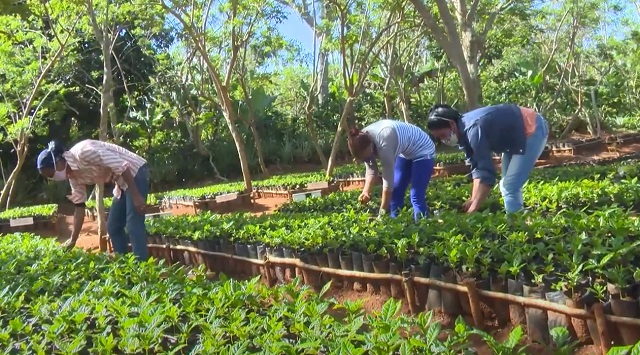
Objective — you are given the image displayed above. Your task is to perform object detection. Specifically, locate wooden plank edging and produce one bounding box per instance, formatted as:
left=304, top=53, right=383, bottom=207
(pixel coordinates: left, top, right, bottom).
left=146, top=243, right=640, bottom=329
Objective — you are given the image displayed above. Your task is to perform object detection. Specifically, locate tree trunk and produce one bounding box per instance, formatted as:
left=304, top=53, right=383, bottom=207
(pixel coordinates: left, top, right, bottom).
left=220, top=92, right=253, bottom=192
left=326, top=97, right=356, bottom=177
left=206, top=149, right=227, bottom=181
left=457, top=63, right=481, bottom=110
left=0, top=143, right=27, bottom=210
left=248, top=117, right=269, bottom=176
left=240, top=83, right=269, bottom=176
left=96, top=30, right=114, bottom=248
left=317, top=49, right=329, bottom=105
left=304, top=109, right=328, bottom=166
left=4, top=179, right=15, bottom=210
left=383, top=93, right=394, bottom=118
left=184, top=116, right=227, bottom=181
left=87, top=0, right=113, bottom=249
left=560, top=106, right=583, bottom=138
left=399, top=91, right=411, bottom=122
left=316, top=3, right=329, bottom=104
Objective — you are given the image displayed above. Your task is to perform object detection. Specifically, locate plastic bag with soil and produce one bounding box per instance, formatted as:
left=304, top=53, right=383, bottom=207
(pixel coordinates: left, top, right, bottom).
left=545, top=290, right=575, bottom=339
left=246, top=244, right=260, bottom=276
left=339, top=250, right=354, bottom=289
left=426, top=264, right=444, bottom=311
left=389, top=262, right=404, bottom=299
left=299, top=252, right=321, bottom=290
left=490, top=274, right=510, bottom=326
left=564, top=282, right=591, bottom=342
left=410, top=261, right=431, bottom=311
left=267, top=246, right=285, bottom=284
left=610, top=295, right=640, bottom=345
left=351, top=251, right=366, bottom=292
left=523, top=284, right=550, bottom=344
left=257, top=244, right=268, bottom=281
left=327, top=250, right=343, bottom=288
left=362, top=253, right=378, bottom=293
left=372, top=258, right=391, bottom=297
left=507, top=273, right=527, bottom=326
left=282, top=247, right=298, bottom=282
left=441, top=267, right=462, bottom=316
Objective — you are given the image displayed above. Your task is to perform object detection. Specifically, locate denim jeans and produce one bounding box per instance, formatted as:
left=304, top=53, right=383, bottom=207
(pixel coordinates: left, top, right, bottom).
left=499, top=115, right=549, bottom=213
left=390, top=156, right=435, bottom=220
left=107, top=164, right=150, bottom=260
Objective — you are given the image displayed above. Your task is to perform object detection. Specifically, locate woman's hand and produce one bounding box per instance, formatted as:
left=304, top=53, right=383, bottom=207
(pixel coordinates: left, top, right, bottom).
left=358, top=191, right=371, bottom=205
left=62, top=237, right=77, bottom=251
left=132, top=192, right=147, bottom=214
left=461, top=198, right=474, bottom=212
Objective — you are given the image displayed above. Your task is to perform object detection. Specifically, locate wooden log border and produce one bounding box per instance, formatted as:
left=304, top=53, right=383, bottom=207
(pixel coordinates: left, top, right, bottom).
left=140, top=242, right=640, bottom=352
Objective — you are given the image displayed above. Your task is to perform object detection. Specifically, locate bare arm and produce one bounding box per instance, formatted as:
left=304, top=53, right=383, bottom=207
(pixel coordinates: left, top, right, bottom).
left=121, top=168, right=142, bottom=200
left=466, top=125, right=496, bottom=212
left=377, top=129, right=399, bottom=214
left=65, top=181, right=88, bottom=247
left=468, top=180, right=492, bottom=212
left=380, top=188, right=393, bottom=213
left=68, top=205, right=86, bottom=245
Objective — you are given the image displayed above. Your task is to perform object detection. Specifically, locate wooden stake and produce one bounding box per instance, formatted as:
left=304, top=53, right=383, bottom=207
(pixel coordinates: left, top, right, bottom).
left=163, top=244, right=172, bottom=266
left=593, top=303, right=611, bottom=355
left=464, top=280, right=484, bottom=329
left=402, top=271, right=418, bottom=315
left=263, top=260, right=273, bottom=286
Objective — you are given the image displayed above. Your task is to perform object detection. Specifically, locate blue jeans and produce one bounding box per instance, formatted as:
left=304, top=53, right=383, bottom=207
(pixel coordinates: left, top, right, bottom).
left=390, top=157, right=434, bottom=220
left=500, top=115, right=549, bottom=213
left=107, top=164, right=150, bottom=260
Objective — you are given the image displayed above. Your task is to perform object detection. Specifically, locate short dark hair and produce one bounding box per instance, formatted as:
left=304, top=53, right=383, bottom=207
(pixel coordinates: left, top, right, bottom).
left=427, top=104, right=462, bottom=130
left=347, top=128, right=373, bottom=160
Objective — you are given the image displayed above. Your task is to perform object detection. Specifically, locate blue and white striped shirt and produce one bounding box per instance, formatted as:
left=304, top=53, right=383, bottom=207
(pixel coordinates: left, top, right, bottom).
left=362, top=119, right=436, bottom=188
left=392, top=120, right=436, bottom=160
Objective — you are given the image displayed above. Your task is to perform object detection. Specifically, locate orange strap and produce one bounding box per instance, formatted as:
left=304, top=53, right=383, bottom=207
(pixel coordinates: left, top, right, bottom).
left=520, top=106, right=537, bottom=137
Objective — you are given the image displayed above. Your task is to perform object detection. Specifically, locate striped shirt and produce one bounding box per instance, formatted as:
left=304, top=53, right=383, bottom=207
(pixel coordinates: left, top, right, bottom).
left=392, top=120, right=436, bottom=160
left=64, top=140, right=147, bottom=204
left=362, top=119, right=436, bottom=188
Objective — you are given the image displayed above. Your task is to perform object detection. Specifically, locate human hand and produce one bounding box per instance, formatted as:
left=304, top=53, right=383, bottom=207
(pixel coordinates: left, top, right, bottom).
left=62, top=237, right=77, bottom=251
left=358, top=191, right=371, bottom=205
left=461, top=199, right=474, bottom=212
left=132, top=193, right=146, bottom=214
left=465, top=201, right=481, bottom=214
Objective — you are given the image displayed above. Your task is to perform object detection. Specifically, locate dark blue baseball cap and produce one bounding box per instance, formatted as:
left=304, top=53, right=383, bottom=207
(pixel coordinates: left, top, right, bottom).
left=36, top=141, right=64, bottom=170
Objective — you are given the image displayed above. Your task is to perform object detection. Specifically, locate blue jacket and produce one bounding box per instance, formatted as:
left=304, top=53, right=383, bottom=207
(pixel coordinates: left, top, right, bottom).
left=458, top=104, right=527, bottom=186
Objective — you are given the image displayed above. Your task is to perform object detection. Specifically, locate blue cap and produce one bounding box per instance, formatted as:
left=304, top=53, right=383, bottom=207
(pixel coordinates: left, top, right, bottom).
left=36, top=141, right=61, bottom=170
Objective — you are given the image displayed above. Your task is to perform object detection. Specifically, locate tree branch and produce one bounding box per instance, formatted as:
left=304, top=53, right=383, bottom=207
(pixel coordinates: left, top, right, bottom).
left=540, top=8, right=570, bottom=74
left=224, top=0, right=239, bottom=87
left=408, top=0, right=451, bottom=49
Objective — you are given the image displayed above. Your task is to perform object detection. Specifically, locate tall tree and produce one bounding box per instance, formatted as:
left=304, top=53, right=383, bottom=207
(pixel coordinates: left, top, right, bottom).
left=324, top=0, right=401, bottom=177
left=160, top=0, right=285, bottom=191
left=409, top=0, right=520, bottom=109
left=0, top=0, right=79, bottom=209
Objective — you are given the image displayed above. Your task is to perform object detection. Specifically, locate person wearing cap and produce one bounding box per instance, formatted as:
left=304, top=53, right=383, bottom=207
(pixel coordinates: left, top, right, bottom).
left=36, top=139, right=150, bottom=260
left=347, top=119, right=436, bottom=220
left=426, top=104, right=549, bottom=213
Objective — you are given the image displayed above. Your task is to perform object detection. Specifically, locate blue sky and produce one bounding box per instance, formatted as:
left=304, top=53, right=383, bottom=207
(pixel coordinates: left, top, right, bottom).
left=277, top=8, right=316, bottom=55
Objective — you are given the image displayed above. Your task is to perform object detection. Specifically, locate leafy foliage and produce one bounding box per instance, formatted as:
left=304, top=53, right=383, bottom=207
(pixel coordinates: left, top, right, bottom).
left=0, top=233, right=531, bottom=353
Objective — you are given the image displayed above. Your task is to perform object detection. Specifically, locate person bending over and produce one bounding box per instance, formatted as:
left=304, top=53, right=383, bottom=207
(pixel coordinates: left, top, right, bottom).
left=347, top=119, right=436, bottom=220
left=36, top=139, right=150, bottom=260
left=426, top=104, right=549, bottom=213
